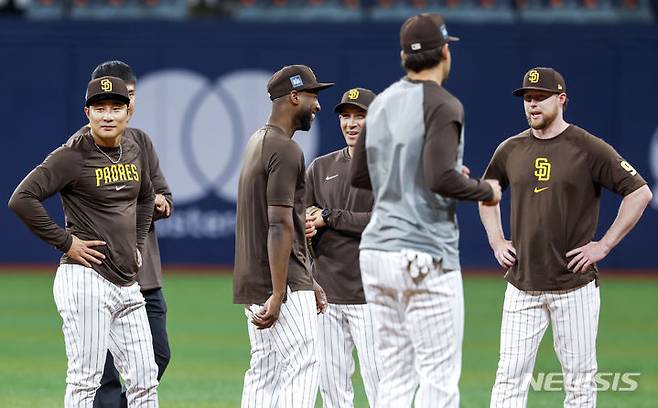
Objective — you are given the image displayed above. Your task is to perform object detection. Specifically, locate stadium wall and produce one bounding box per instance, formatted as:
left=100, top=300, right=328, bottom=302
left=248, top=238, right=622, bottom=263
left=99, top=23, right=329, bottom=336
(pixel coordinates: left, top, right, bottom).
left=1, top=21, right=656, bottom=269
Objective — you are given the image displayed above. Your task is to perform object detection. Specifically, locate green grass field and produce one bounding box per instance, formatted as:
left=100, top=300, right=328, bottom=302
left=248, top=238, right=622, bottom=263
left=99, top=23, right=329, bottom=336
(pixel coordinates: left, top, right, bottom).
left=0, top=270, right=656, bottom=407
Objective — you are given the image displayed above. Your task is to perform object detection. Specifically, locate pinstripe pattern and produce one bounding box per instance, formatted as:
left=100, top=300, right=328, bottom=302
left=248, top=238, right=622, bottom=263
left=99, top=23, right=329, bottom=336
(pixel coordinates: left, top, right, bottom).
left=359, top=249, right=463, bottom=408
left=317, top=303, right=380, bottom=408
left=52, top=264, right=159, bottom=408
left=241, top=289, right=319, bottom=408
left=490, top=281, right=600, bottom=407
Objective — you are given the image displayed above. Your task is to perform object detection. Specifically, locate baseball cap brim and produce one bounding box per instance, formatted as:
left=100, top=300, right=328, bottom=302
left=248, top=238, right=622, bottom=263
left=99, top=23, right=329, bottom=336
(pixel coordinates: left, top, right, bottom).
left=303, top=82, right=335, bottom=93
left=86, top=93, right=130, bottom=106
left=512, top=87, right=563, bottom=97
left=334, top=101, right=369, bottom=113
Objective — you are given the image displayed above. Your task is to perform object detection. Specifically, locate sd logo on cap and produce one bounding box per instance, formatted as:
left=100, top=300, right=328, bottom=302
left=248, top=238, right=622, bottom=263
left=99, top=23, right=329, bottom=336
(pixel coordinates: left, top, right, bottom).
left=513, top=67, right=567, bottom=97
left=347, top=89, right=360, bottom=100
left=100, top=78, right=113, bottom=92
left=334, top=88, right=376, bottom=113
left=85, top=76, right=130, bottom=107
left=527, top=70, right=540, bottom=84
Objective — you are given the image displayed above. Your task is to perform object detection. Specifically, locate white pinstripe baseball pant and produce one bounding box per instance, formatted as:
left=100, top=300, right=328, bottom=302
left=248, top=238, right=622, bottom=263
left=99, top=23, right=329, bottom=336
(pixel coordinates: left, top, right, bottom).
left=241, top=289, right=320, bottom=408
left=317, top=303, right=380, bottom=408
left=360, top=249, right=464, bottom=408
left=490, top=281, right=600, bottom=408
left=52, top=264, right=159, bottom=408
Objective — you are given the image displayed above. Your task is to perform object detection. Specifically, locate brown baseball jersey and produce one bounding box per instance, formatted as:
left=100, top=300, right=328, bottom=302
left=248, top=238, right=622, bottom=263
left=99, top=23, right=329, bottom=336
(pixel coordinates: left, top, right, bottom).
left=9, top=128, right=155, bottom=286
left=306, top=147, right=373, bottom=304
left=72, top=126, right=174, bottom=291
left=233, top=125, right=314, bottom=305
left=127, top=127, right=173, bottom=290
left=484, top=125, right=647, bottom=291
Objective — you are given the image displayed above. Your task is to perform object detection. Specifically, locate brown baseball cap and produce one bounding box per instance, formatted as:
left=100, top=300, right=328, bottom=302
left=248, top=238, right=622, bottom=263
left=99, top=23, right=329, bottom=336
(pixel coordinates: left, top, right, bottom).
left=333, top=87, right=376, bottom=113
left=400, top=13, right=459, bottom=54
left=267, top=65, right=334, bottom=101
left=85, top=76, right=130, bottom=107
left=513, top=67, right=567, bottom=97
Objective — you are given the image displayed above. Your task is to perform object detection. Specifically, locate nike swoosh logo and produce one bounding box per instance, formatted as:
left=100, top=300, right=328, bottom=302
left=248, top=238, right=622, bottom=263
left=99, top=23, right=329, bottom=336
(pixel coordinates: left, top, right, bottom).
left=325, top=174, right=338, bottom=181
left=534, top=187, right=549, bottom=193
left=115, top=185, right=127, bottom=191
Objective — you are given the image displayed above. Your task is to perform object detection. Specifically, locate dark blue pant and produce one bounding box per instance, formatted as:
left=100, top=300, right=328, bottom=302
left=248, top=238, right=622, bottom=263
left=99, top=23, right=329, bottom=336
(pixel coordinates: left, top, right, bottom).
left=93, top=288, right=170, bottom=408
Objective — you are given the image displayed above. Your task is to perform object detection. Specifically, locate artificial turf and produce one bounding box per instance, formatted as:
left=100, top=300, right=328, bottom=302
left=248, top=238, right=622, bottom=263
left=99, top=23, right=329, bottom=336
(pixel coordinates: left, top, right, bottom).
left=0, top=270, right=655, bottom=407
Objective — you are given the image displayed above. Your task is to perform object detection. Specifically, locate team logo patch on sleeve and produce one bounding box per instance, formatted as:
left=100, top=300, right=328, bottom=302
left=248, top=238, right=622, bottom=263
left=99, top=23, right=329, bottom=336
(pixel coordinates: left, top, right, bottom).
left=620, top=160, right=637, bottom=176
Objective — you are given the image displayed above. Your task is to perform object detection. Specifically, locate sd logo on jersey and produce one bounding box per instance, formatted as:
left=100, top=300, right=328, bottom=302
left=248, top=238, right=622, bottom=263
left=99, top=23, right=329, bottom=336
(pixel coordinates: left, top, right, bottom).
left=533, top=157, right=551, bottom=193
left=534, top=158, right=551, bottom=181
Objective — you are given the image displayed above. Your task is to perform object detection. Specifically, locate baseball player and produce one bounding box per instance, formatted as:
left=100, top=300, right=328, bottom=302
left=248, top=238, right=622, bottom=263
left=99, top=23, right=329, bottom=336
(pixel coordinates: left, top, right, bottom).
left=233, top=64, right=333, bottom=408
left=305, top=87, right=381, bottom=408
left=480, top=67, right=652, bottom=407
left=349, top=13, right=501, bottom=408
left=8, top=77, right=159, bottom=407
left=87, top=61, right=173, bottom=408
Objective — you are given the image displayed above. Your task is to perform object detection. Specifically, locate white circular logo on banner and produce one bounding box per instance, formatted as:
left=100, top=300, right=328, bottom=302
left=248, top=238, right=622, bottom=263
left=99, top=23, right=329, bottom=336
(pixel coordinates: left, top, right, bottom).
left=131, top=69, right=320, bottom=205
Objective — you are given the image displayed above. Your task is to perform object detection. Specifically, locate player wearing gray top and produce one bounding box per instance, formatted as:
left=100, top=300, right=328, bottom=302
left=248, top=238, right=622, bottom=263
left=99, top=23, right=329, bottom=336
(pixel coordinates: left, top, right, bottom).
left=9, top=77, right=159, bottom=407
left=349, top=13, right=501, bottom=408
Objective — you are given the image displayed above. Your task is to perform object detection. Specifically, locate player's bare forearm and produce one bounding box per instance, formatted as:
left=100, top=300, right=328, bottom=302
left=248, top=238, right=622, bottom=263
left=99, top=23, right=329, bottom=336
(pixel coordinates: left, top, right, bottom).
left=479, top=202, right=517, bottom=268
left=567, top=185, right=652, bottom=273
left=478, top=202, right=505, bottom=245
left=600, top=185, right=652, bottom=251
left=267, top=205, right=294, bottom=298
left=312, top=279, right=327, bottom=314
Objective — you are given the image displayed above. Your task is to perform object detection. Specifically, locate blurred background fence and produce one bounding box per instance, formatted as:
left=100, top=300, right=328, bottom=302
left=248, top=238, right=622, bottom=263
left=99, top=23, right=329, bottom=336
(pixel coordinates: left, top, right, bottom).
left=1, top=0, right=656, bottom=22
left=1, top=1, right=656, bottom=270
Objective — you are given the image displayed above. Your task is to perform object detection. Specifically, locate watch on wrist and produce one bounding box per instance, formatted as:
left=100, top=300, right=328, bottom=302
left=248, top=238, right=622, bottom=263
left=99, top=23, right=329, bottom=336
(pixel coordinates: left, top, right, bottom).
left=321, top=208, right=333, bottom=224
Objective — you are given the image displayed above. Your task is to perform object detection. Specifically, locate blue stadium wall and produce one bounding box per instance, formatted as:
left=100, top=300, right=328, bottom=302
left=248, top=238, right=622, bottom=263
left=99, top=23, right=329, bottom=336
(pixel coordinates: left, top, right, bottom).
left=1, top=21, right=657, bottom=269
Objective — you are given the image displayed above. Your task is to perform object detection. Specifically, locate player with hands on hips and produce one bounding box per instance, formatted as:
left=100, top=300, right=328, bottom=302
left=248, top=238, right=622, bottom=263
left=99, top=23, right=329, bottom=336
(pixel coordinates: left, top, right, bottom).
left=87, top=61, right=174, bottom=408
left=480, top=67, right=652, bottom=408
left=9, top=76, right=159, bottom=408
left=66, top=235, right=107, bottom=268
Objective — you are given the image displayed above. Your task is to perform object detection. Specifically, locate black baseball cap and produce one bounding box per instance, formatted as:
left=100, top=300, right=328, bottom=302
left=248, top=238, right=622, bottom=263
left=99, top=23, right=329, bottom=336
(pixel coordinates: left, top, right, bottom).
left=400, top=13, right=459, bottom=54
left=85, top=76, right=130, bottom=107
left=513, top=67, right=567, bottom=97
left=267, top=65, right=334, bottom=101
left=333, top=88, right=376, bottom=113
